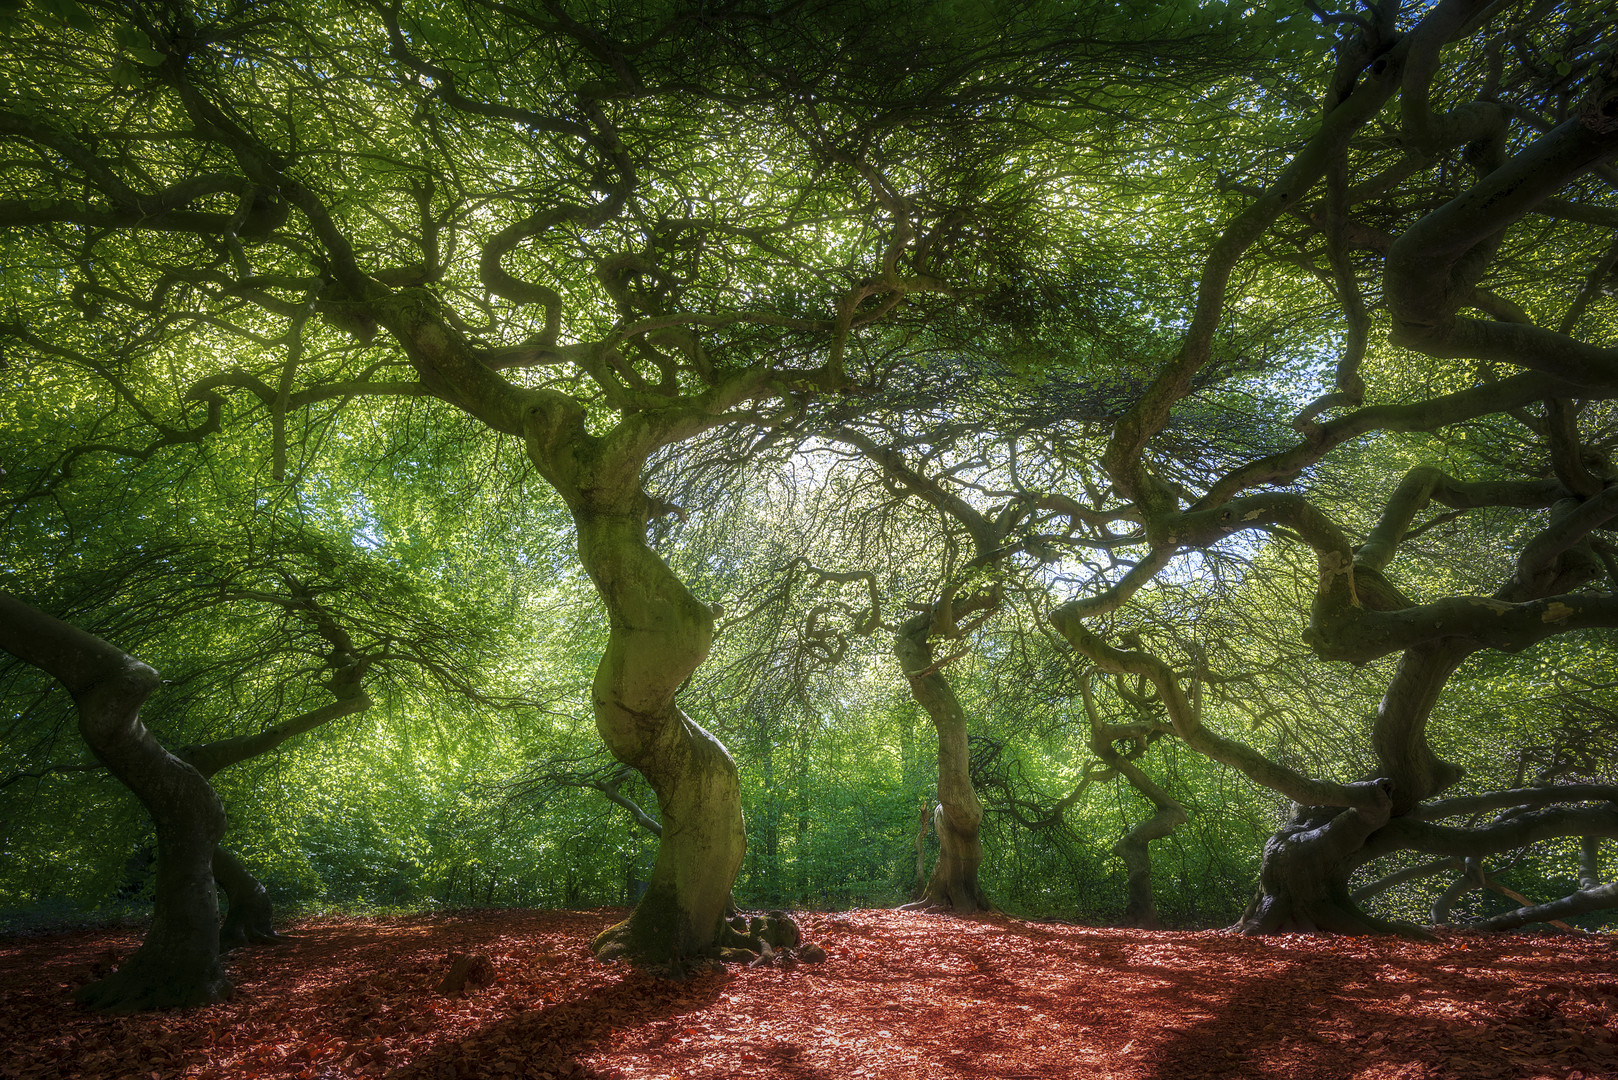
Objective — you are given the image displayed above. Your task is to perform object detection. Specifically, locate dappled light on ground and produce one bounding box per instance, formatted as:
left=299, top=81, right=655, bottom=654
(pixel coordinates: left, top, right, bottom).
left=1, top=908, right=1614, bottom=1079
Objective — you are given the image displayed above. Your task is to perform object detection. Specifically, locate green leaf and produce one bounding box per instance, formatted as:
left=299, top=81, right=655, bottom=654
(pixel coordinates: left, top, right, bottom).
left=35, top=0, right=94, bottom=33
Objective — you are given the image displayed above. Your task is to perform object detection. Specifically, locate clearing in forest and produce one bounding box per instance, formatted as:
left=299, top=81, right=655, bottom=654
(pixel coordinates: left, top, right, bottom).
left=0, top=908, right=1613, bottom=1080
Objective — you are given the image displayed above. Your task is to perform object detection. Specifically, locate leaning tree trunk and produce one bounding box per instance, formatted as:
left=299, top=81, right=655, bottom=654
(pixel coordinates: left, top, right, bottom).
left=895, top=617, right=990, bottom=915
left=0, top=594, right=230, bottom=1010
left=576, top=512, right=750, bottom=964
left=214, top=846, right=286, bottom=950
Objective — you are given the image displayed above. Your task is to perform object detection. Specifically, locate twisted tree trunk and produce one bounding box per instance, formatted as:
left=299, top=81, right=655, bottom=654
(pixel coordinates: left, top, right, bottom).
left=576, top=512, right=749, bottom=964
left=1236, top=779, right=1413, bottom=936
left=1108, top=762, right=1186, bottom=929
left=0, top=594, right=230, bottom=1010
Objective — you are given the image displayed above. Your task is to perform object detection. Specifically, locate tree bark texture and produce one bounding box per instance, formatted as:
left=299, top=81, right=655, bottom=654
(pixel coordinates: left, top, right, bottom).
left=1236, top=779, right=1424, bottom=936
left=1371, top=641, right=1474, bottom=812
left=0, top=594, right=230, bottom=1010
left=574, top=513, right=749, bottom=964
left=895, top=617, right=990, bottom=915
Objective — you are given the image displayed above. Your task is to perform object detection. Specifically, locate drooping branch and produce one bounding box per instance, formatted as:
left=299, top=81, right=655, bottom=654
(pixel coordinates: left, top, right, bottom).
left=1468, top=880, right=1618, bottom=931
left=1363, top=803, right=1618, bottom=862
left=1409, top=784, right=1618, bottom=821
left=504, top=753, right=662, bottom=838
left=178, top=694, right=372, bottom=779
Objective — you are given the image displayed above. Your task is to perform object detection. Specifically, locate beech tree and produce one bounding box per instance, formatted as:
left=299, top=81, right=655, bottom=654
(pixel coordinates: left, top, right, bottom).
left=1040, top=0, right=1618, bottom=932
left=9, top=1, right=1612, bottom=1025
left=0, top=501, right=522, bottom=1004
left=820, top=400, right=1138, bottom=914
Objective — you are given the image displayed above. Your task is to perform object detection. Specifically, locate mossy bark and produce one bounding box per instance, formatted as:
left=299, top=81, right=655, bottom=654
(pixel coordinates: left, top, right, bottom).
left=895, top=617, right=990, bottom=915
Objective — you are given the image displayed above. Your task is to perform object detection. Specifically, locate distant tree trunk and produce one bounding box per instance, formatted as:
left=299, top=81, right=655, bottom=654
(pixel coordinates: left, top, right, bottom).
left=1109, top=762, right=1187, bottom=929
left=214, top=846, right=284, bottom=950
left=0, top=594, right=230, bottom=1010
left=757, top=735, right=782, bottom=906
left=1080, top=675, right=1185, bottom=928
left=895, top=616, right=990, bottom=914
left=913, top=796, right=931, bottom=899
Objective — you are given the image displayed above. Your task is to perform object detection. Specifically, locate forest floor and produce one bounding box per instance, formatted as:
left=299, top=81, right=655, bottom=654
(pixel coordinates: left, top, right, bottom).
left=0, top=907, right=1615, bottom=1080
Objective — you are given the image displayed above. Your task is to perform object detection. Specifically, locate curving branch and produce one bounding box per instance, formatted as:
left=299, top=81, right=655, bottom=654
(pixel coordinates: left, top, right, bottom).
left=1054, top=614, right=1381, bottom=810
left=1409, top=784, right=1618, bottom=821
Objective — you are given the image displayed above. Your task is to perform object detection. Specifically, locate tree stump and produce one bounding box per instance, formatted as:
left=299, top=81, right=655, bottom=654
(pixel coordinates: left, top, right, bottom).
left=436, top=952, right=495, bottom=995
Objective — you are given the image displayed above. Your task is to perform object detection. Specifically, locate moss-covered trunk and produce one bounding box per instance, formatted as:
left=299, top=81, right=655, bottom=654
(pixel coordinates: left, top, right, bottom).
left=895, top=617, right=990, bottom=915
left=575, top=513, right=747, bottom=963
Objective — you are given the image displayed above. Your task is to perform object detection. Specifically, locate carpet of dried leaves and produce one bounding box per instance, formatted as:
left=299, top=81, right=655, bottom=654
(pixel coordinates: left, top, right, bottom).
left=2, top=907, right=1615, bottom=1080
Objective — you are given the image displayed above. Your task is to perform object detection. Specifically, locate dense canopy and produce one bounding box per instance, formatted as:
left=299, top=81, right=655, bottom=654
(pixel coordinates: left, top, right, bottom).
left=2, top=0, right=1617, bottom=1015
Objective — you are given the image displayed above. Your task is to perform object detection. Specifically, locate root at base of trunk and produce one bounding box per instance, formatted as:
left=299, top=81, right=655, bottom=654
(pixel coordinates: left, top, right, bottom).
left=899, top=863, right=993, bottom=916
left=592, top=908, right=823, bottom=976
left=1235, top=892, right=1435, bottom=940
left=74, top=950, right=233, bottom=1012
left=1232, top=779, right=1433, bottom=941
left=897, top=892, right=997, bottom=916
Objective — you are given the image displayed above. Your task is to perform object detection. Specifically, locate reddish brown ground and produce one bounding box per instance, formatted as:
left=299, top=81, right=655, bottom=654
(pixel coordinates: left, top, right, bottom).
left=1, top=908, right=1615, bottom=1080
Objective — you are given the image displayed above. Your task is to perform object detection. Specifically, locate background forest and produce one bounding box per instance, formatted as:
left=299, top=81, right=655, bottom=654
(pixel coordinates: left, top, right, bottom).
left=1, top=0, right=1617, bottom=1014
